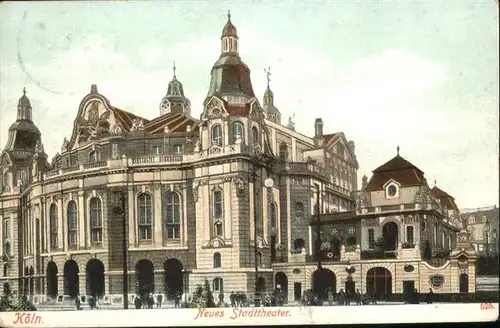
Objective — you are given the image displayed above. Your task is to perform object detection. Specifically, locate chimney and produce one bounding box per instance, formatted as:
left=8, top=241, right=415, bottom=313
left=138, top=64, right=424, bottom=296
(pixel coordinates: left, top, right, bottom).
left=361, top=175, right=368, bottom=189
left=90, top=84, right=98, bottom=94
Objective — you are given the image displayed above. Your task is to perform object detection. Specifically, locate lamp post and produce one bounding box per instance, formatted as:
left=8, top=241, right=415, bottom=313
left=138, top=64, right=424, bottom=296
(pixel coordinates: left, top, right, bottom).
left=113, top=192, right=128, bottom=309
left=250, top=154, right=274, bottom=307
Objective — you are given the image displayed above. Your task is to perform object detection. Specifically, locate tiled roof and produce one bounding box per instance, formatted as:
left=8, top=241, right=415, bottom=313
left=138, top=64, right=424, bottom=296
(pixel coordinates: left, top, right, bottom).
left=110, top=106, right=150, bottom=131
left=365, top=155, right=426, bottom=191
left=226, top=104, right=250, bottom=116
left=144, top=112, right=199, bottom=134
left=431, top=186, right=458, bottom=210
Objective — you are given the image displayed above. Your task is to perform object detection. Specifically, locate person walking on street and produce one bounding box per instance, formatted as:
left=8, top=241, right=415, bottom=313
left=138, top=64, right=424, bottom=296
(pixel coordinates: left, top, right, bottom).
left=426, top=288, right=434, bottom=304
left=157, top=293, right=163, bottom=308
left=355, top=289, right=361, bottom=305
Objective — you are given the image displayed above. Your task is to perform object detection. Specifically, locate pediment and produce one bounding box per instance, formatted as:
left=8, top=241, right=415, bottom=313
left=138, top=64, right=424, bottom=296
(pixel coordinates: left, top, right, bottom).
left=0, top=151, right=12, bottom=167
left=206, top=237, right=226, bottom=248
left=383, top=179, right=401, bottom=188
left=202, top=96, right=228, bottom=121
left=68, top=95, right=125, bottom=151
left=248, top=99, right=265, bottom=121
left=326, top=132, right=357, bottom=167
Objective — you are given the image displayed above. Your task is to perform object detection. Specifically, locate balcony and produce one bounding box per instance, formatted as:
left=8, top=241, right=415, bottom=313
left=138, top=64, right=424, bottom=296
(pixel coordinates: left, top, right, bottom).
left=360, top=250, right=398, bottom=260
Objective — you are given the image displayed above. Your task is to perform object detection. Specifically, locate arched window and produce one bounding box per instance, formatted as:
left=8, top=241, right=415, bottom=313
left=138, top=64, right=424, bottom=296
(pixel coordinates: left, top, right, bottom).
left=252, top=126, right=259, bottom=145
left=269, top=203, right=276, bottom=232
left=88, top=151, right=99, bottom=163
left=89, top=198, right=103, bottom=243
left=15, top=170, right=26, bottom=185
left=214, top=221, right=223, bottom=237
left=232, top=122, right=244, bottom=143
left=213, top=190, right=223, bottom=218
left=295, top=202, right=304, bottom=217
left=165, top=192, right=181, bottom=239
left=211, top=124, right=222, bottom=146
left=67, top=201, right=77, bottom=246
left=49, top=204, right=58, bottom=248
left=138, top=193, right=152, bottom=240
left=406, top=226, right=414, bottom=244
left=213, top=252, right=221, bottom=268
left=213, top=277, right=223, bottom=292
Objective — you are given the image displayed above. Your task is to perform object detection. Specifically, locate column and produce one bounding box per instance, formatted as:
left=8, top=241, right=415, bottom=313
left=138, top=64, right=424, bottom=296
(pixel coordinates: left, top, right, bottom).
left=102, top=192, right=108, bottom=248
left=127, top=185, right=135, bottom=247
left=63, top=198, right=69, bottom=252
left=153, top=185, right=162, bottom=247
left=45, top=199, right=51, bottom=253
left=203, top=184, right=210, bottom=241
left=271, top=129, right=277, bottom=155
left=78, top=191, right=85, bottom=248
left=249, top=181, right=255, bottom=243
left=262, top=185, right=268, bottom=240
left=291, top=138, right=297, bottom=161
left=286, top=177, right=291, bottom=252
left=223, top=119, right=229, bottom=146
left=58, top=196, right=64, bottom=251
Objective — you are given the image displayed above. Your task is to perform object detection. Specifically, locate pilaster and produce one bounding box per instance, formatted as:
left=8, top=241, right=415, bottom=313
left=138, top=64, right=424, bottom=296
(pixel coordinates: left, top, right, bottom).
left=78, top=191, right=85, bottom=248
left=223, top=180, right=231, bottom=241
left=57, top=195, right=64, bottom=251
left=127, top=185, right=135, bottom=247
left=182, top=184, right=188, bottom=246
left=154, top=184, right=162, bottom=247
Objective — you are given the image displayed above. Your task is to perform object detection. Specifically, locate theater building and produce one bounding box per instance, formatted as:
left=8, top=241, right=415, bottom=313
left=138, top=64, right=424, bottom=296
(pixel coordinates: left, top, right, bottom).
left=0, top=14, right=357, bottom=303
left=0, top=14, right=476, bottom=305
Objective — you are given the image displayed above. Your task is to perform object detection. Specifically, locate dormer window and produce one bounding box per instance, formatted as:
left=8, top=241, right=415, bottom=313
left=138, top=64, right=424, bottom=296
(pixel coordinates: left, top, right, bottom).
left=468, top=217, right=475, bottom=225
left=211, top=124, right=222, bottom=146
left=232, top=122, right=244, bottom=143
left=384, top=181, right=400, bottom=199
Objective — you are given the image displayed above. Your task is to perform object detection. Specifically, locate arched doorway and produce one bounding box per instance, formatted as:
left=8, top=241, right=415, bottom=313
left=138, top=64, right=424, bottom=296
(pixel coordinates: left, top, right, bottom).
left=459, top=274, right=469, bottom=293
left=46, top=261, right=58, bottom=298
left=29, top=266, right=34, bottom=295
left=382, top=222, right=398, bottom=251
left=366, top=267, right=392, bottom=300
left=257, top=276, right=266, bottom=293
left=275, top=272, right=288, bottom=304
left=63, top=260, right=79, bottom=298
left=163, top=259, right=183, bottom=300
left=312, top=268, right=336, bottom=300
left=135, top=259, right=154, bottom=296
left=86, top=259, right=105, bottom=297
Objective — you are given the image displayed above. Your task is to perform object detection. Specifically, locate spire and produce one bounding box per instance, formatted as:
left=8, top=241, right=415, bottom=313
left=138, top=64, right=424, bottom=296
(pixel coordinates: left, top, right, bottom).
left=173, top=61, right=177, bottom=79
left=17, top=87, right=32, bottom=121
left=434, top=180, right=437, bottom=187
left=160, top=63, right=191, bottom=116
left=221, top=11, right=238, bottom=54
left=397, top=145, right=400, bottom=156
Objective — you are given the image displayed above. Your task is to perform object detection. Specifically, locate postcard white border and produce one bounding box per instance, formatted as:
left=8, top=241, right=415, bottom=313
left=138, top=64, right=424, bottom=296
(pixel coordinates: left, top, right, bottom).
left=0, top=303, right=498, bottom=327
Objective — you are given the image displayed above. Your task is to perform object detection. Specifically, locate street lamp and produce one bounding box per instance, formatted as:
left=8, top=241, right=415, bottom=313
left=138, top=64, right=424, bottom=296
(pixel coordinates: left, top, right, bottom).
left=113, top=192, right=128, bottom=309
left=250, top=153, right=274, bottom=307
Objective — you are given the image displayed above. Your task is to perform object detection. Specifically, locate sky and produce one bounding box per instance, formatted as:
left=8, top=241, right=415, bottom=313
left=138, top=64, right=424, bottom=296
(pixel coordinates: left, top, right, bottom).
left=0, top=1, right=498, bottom=209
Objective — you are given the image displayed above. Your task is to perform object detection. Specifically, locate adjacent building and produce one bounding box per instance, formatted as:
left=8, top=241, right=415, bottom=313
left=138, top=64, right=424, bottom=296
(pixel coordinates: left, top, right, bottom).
left=0, top=13, right=478, bottom=306
left=461, top=206, right=499, bottom=256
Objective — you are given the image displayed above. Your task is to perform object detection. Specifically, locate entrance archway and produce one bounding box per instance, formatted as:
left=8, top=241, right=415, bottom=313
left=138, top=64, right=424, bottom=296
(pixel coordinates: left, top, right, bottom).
left=366, top=267, right=392, bottom=300
left=63, top=260, right=79, bottom=298
left=135, top=259, right=154, bottom=296
left=382, top=222, right=398, bottom=251
left=163, top=259, right=183, bottom=300
left=86, top=259, right=105, bottom=297
left=275, top=272, right=288, bottom=303
left=459, top=274, right=469, bottom=293
left=46, top=261, right=58, bottom=298
left=312, top=268, right=336, bottom=300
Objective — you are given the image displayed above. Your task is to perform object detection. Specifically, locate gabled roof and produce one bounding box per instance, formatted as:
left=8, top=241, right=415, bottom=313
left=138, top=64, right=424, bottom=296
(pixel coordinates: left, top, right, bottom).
left=144, top=112, right=199, bottom=134
left=110, top=105, right=150, bottom=131
left=365, top=155, right=426, bottom=191
left=431, top=186, right=459, bottom=210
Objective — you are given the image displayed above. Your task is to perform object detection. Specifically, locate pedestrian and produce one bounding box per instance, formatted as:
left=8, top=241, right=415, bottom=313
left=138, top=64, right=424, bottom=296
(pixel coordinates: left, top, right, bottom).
left=426, top=288, right=434, bottom=304
left=157, top=293, right=163, bottom=308
left=175, top=292, right=180, bottom=308
left=355, top=289, right=361, bottom=305
left=75, top=294, right=81, bottom=311
left=134, top=295, right=142, bottom=309
left=338, top=289, right=345, bottom=306
left=327, top=289, right=333, bottom=306
left=230, top=291, right=236, bottom=307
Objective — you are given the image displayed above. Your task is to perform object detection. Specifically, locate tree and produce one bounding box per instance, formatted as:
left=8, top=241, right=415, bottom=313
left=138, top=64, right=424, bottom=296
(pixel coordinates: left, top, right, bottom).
left=0, top=283, right=35, bottom=312
left=189, top=279, right=216, bottom=308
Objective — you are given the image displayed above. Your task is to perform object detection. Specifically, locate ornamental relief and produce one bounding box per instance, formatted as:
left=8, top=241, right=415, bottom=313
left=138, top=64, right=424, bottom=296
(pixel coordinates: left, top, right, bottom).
left=63, top=192, right=78, bottom=203
left=75, top=99, right=119, bottom=148
left=232, top=176, right=247, bottom=197
left=205, top=237, right=226, bottom=248
left=361, top=218, right=378, bottom=227
left=162, top=183, right=183, bottom=193
left=84, top=190, right=104, bottom=199
left=134, top=184, right=152, bottom=194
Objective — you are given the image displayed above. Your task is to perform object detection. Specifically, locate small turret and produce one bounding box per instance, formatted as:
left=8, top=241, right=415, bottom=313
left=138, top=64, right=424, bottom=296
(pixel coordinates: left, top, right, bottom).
left=17, top=87, right=32, bottom=121
left=361, top=175, right=368, bottom=189
left=262, top=67, right=281, bottom=124
left=313, top=118, right=324, bottom=147
left=159, top=62, right=191, bottom=116
left=221, top=10, right=238, bottom=54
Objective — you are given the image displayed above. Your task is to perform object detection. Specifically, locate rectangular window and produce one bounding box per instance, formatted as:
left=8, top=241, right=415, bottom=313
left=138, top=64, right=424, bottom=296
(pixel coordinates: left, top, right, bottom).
left=406, top=226, right=414, bottom=244
left=152, top=146, right=161, bottom=155
left=173, top=145, right=183, bottom=154
left=2, top=220, right=8, bottom=243
left=368, top=228, right=375, bottom=249
left=167, top=226, right=180, bottom=239
left=213, top=190, right=222, bottom=218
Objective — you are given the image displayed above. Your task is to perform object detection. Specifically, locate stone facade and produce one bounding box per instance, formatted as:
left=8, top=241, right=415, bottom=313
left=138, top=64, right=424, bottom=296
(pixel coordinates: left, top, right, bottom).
left=0, top=14, right=475, bottom=306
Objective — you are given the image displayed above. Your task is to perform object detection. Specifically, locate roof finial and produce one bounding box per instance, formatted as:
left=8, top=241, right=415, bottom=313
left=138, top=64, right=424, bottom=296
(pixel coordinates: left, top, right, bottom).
left=23, top=87, right=26, bottom=96
left=434, top=180, right=437, bottom=187
left=397, top=145, right=400, bottom=156
left=227, top=10, right=231, bottom=21
left=264, top=67, right=271, bottom=88
left=173, top=61, right=176, bottom=78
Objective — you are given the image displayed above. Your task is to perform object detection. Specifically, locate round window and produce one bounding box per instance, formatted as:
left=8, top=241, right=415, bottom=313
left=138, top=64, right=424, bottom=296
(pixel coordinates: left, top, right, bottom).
left=387, top=185, right=397, bottom=197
